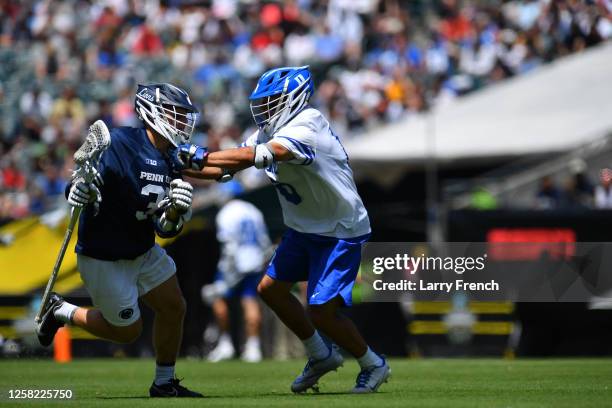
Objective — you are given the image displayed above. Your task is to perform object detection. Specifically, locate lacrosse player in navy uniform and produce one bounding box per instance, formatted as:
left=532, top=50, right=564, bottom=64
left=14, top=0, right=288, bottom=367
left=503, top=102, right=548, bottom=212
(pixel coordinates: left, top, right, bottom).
left=35, top=83, right=220, bottom=398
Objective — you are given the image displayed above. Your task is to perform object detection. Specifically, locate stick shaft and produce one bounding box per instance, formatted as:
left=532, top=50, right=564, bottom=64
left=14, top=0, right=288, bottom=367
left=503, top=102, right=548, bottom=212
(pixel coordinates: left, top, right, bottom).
left=34, top=206, right=82, bottom=323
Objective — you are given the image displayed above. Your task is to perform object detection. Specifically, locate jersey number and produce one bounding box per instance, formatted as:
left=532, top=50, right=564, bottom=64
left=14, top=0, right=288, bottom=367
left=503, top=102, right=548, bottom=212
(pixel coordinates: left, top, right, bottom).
left=274, top=182, right=302, bottom=205
left=135, top=184, right=166, bottom=220
left=239, top=219, right=259, bottom=245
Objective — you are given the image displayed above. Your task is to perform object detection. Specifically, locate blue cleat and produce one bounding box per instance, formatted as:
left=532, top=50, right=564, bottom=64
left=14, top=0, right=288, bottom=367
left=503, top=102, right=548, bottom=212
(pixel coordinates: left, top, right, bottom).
left=291, top=345, right=343, bottom=393
left=351, top=355, right=391, bottom=393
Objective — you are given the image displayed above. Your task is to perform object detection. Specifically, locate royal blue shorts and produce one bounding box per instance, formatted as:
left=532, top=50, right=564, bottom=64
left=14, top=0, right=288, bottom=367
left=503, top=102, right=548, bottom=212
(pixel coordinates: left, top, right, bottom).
left=215, top=271, right=261, bottom=299
left=266, top=229, right=370, bottom=306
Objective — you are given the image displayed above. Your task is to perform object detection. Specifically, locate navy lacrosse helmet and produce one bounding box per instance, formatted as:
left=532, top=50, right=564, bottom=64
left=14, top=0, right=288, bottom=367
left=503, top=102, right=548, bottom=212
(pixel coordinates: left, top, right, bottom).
left=134, top=83, right=199, bottom=147
left=249, top=66, right=314, bottom=135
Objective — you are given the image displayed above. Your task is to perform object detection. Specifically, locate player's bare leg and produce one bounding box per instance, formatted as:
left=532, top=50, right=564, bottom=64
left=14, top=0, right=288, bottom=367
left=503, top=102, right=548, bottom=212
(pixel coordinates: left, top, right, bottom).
left=140, top=275, right=201, bottom=397
left=242, top=298, right=261, bottom=339
left=258, top=275, right=343, bottom=392
left=257, top=275, right=315, bottom=340
left=309, top=296, right=390, bottom=393
left=241, top=297, right=262, bottom=362
left=140, top=275, right=186, bottom=366
left=208, top=298, right=235, bottom=362
left=308, top=297, right=367, bottom=357
left=37, top=292, right=142, bottom=346
left=37, top=293, right=142, bottom=346
left=212, top=298, right=230, bottom=333
left=72, top=308, right=142, bottom=343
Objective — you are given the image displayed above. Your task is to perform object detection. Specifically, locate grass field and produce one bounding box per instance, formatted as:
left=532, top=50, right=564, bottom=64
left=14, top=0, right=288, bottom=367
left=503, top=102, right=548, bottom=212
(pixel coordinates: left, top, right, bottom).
left=1, top=358, right=611, bottom=407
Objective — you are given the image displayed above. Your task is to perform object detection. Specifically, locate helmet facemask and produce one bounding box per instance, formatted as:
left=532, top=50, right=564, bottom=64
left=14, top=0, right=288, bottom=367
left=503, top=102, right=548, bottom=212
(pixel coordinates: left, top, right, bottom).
left=156, top=104, right=197, bottom=145
left=249, top=79, right=311, bottom=135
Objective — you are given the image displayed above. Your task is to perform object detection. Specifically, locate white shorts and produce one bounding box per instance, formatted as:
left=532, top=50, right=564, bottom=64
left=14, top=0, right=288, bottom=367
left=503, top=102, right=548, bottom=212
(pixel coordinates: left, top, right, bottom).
left=77, top=244, right=176, bottom=327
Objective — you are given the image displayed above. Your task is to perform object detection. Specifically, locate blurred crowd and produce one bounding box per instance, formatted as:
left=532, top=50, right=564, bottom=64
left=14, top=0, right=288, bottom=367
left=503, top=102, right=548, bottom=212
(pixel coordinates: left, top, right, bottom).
left=535, top=166, right=612, bottom=210
left=1, top=0, right=611, bottom=222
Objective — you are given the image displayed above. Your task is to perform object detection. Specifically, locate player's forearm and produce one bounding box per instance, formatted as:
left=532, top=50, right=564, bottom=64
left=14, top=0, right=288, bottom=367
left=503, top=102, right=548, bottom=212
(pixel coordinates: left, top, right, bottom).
left=183, top=167, right=225, bottom=180
left=202, top=147, right=256, bottom=170
left=179, top=142, right=292, bottom=175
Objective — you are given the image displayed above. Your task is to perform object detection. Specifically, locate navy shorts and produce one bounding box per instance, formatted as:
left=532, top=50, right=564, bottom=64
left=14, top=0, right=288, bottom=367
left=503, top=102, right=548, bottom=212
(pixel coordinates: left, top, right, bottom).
left=266, top=229, right=370, bottom=306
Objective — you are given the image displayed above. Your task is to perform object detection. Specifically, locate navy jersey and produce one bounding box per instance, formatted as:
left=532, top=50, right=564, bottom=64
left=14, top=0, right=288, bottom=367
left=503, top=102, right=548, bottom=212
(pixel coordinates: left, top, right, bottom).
left=75, top=127, right=182, bottom=260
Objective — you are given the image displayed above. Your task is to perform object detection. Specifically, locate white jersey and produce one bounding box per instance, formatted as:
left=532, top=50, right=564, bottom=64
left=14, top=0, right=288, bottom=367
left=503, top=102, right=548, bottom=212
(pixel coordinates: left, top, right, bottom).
left=243, top=107, right=370, bottom=238
left=216, top=199, right=271, bottom=285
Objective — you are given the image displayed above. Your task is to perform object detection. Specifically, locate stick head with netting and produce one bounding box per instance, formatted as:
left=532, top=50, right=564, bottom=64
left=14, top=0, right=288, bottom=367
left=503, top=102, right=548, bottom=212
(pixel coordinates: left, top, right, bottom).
left=74, top=120, right=111, bottom=165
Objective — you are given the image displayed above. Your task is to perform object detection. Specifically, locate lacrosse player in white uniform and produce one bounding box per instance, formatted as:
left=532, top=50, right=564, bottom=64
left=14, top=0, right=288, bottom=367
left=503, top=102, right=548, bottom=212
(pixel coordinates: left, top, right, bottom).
left=203, top=181, right=271, bottom=363
left=177, top=66, right=390, bottom=393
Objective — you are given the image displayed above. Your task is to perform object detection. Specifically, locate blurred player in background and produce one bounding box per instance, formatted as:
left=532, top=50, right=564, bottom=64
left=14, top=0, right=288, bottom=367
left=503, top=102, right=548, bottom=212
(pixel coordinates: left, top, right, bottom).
left=178, top=66, right=390, bottom=393
left=202, top=180, right=271, bottom=363
left=35, top=83, right=218, bottom=398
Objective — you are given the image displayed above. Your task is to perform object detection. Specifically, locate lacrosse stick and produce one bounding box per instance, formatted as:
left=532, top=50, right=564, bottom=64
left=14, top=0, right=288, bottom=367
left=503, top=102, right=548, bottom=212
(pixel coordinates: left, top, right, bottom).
left=35, top=120, right=111, bottom=323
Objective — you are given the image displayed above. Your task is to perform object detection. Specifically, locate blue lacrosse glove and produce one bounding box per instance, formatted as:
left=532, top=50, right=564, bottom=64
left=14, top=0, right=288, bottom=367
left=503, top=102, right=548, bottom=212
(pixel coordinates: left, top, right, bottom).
left=174, top=143, right=209, bottom=170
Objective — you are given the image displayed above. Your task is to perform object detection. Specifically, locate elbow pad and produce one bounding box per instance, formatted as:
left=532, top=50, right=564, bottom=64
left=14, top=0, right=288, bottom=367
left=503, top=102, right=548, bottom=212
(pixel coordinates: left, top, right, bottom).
left=254, top=143, right=275, bottom=169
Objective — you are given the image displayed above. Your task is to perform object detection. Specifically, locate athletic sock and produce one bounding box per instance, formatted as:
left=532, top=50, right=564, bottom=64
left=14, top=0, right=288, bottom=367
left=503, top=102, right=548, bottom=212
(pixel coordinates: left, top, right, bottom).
left=154, top=363, right=176, bottom=386
left=302, top=332, right=329, bottom=360
left=357, top=347, right=383, bottom=369
left=245, top=336, right=260, bottom=350
left=218, top=332, right=232, bottom=347
left=53, top=302, right=77, bottom=324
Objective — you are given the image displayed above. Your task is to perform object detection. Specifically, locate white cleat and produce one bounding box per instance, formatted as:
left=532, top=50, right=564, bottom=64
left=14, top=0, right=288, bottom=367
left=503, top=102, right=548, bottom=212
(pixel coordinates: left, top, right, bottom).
left=351, top=356, right=391, bottom=393
left=291, top=346, right=343, bottom=393
left=241, top=343, right=262, bottom=363
left=207, top=339, right=235, bottom=362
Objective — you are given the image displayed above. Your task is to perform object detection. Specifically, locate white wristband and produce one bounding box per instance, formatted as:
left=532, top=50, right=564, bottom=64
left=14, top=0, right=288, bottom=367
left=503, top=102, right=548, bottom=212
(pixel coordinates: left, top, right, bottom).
left=254, top=143, right=275, bottom=169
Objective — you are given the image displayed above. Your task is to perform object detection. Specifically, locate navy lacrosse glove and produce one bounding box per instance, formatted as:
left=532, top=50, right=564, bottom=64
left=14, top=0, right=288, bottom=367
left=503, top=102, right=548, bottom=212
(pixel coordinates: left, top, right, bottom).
left=175, top=143, right=209, bottom=170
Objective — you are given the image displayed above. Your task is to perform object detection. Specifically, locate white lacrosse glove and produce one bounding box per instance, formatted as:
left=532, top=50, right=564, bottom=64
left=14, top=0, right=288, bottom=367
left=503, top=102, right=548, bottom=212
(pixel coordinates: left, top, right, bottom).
left=67, top=178, right=102, bottom=209
left=157, top=179, right=193, bottom=234
left=168, top=179, right=193, bottom=215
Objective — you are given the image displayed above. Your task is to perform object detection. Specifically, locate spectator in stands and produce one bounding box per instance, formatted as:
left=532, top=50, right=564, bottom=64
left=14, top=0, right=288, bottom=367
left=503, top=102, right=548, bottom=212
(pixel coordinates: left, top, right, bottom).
left=594, top=168, right=612, bottom=209
left=535, top=176, right=563, bottom=209
left=49, top=86, right=86, bottom=143
left=0, top=0, right=610, bottom=222
left=561, top=159, right=594, bottom=208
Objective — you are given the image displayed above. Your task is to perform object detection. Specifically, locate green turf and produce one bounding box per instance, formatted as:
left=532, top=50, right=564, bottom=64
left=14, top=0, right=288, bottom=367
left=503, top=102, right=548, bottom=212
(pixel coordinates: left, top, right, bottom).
left=1, top=358, right=611, bottom=407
